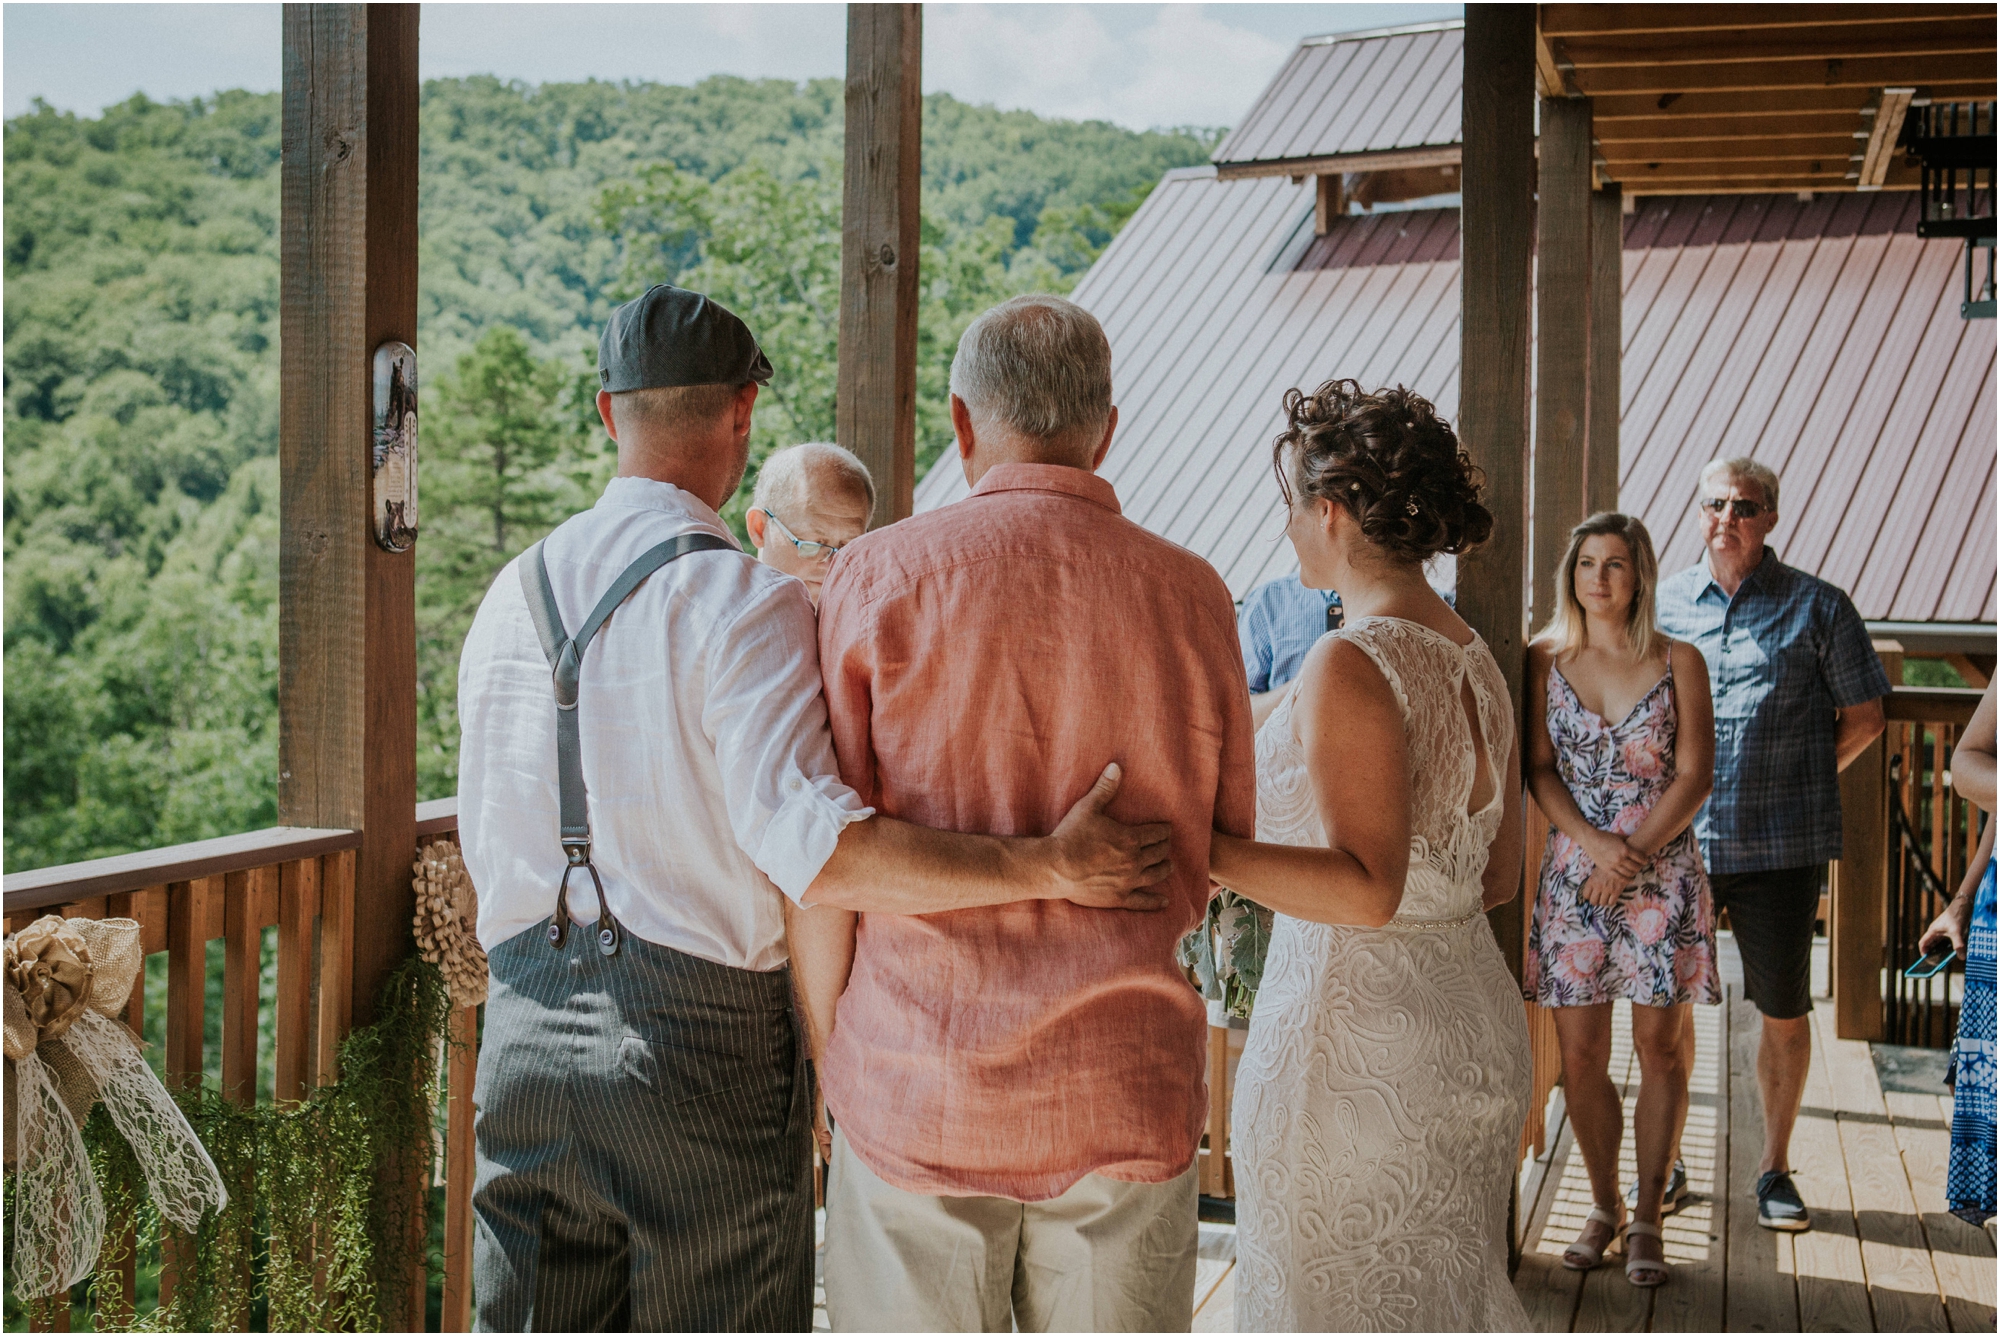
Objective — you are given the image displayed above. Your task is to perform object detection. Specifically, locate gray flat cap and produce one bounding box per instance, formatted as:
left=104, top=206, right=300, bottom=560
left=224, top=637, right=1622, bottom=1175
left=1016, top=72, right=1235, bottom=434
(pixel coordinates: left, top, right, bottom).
left=598, top=284, right=773, bottom=392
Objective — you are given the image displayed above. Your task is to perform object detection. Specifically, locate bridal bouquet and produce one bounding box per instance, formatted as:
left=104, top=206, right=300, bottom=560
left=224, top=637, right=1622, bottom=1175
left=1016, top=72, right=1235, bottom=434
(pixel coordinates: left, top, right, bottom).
left=1178, top=889, right=1274, bottom=1019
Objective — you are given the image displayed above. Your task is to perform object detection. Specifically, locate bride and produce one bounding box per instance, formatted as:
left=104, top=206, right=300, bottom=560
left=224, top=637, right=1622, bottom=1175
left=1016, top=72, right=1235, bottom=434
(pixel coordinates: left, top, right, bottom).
left=1212, top=379, right=1532, bottom=1331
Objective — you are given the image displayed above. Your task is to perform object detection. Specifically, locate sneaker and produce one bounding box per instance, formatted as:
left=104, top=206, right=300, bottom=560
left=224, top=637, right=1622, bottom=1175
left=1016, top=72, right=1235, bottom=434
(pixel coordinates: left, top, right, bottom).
left=1756, top=1170, right=1811, bottom=1231
left=1626, top=1159, right=1690, bottom=1216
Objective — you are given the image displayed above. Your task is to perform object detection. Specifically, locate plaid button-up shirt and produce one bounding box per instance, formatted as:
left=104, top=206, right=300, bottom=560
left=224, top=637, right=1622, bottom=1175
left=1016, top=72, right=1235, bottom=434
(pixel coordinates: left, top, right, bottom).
left=1657, top=548, right=1889, bottom=874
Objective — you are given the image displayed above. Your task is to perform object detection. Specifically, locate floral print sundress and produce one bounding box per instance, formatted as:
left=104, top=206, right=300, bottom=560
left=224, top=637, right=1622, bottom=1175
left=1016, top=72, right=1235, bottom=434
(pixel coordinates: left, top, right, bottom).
left=1526, top=661, right=1722, bottom=1008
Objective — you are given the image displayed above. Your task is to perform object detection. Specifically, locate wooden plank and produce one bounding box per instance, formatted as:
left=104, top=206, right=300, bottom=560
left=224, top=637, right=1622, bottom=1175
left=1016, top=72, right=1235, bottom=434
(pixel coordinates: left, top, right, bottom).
left=275, top=857, right=320, bottom=1104
left=316, top=848, right=356, bottom=1087
left=1586, top=186, right=1622, bottom=516
left=836, top=1, right=921, bottom=527
left=1574, top=1010, right=1650, bottom=1333
left=1859, top=88, right=1917, bottom=190
left=1562, top=24, right=1995, bottom=71
left=1790, top=998, right=1874, bottom=1333
left=1884, top=1089, right=1997, bottom=1334
left=1813, top=1000, right=1950, bottom=1331
left=1725, top=990, right=1800, bottom=1332
left=1573, top=51, right=1995, bottom=98
left=1190, top=1264, right=1236, bottom=1332
left=1460, top=4, right=1537, bottom=983
left=1516, top=1112, right=1587, bottom=1331
left=1650, top=996, right=1728, bottom=1332
left=441, top=1004, right=479, bottom=1333
left=1542, top=4, right=1995, bottom=38
left=222, top=869, right=261, bottom=1106
left=414, top=794, right=460, bottom=837
left=1886, top=686, right=1984, bottom=727
left=1833, top=735, right=1889, bottom=1041
left=2, top=825, right=360, bottom=911
left=166, top=878, right=216, bottom=1092
left=132, top=885, right=169, bottom=955
left=1533, top=96, right=1595, bottom=632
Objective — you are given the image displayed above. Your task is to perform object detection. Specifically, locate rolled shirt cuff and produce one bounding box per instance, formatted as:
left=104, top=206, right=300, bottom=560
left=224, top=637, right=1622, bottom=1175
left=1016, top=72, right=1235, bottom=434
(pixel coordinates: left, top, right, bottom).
left=755, top=765, right=875, bottom=903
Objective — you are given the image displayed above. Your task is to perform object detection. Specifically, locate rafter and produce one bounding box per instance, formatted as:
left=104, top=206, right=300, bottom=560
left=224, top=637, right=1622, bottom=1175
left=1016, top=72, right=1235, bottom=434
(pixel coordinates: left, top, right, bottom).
left=1561, top=22, right=1994, bottom=70
left=1571, top=51, right=1994, bottom=97
left=1542, top=3, right=1992, bottom=39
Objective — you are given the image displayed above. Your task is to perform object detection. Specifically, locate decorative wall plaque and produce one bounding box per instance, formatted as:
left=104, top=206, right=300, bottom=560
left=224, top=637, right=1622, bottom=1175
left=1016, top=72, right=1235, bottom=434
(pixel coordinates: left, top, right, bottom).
left=371, top=341, right=418, bottom=552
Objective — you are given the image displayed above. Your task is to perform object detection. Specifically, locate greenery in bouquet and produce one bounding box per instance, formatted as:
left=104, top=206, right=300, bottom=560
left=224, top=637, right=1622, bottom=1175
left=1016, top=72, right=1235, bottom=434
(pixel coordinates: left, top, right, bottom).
left=1178, top=889, right=1273, bottom=1020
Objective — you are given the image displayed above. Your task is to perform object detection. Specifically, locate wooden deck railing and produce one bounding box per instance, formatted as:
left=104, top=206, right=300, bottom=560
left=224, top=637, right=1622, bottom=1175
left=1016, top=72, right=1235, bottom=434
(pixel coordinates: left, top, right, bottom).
left=2, top=797, right=478, bottom=1333
left=1831, top=677, right=1986, bottom=1042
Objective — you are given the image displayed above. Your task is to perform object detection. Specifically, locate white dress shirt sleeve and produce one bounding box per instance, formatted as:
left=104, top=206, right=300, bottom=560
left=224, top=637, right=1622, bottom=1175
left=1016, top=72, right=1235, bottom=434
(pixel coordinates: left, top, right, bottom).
left=703, top=578, right=874, bottom=901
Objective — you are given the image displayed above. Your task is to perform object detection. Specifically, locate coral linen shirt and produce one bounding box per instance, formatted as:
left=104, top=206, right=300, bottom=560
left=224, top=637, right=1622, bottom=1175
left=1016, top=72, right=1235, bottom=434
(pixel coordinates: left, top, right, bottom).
left=816, top=462, right=1257, bottom=1201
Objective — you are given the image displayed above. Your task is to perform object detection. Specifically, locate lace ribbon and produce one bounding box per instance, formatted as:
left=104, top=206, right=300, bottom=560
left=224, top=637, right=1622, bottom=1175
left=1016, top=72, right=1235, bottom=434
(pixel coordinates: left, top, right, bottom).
left=3, top=916, right=228, bottom=1301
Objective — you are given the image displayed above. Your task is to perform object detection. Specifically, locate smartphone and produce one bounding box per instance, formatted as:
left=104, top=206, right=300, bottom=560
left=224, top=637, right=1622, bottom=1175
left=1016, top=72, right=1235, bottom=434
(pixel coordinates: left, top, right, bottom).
left=1904, top=947, right=1958, bottom=979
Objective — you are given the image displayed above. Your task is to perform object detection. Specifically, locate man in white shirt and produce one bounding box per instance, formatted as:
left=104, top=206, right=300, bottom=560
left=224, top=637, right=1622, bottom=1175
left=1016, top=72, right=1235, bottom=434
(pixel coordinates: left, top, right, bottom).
left=458, top=284, right=1174, bottom=1332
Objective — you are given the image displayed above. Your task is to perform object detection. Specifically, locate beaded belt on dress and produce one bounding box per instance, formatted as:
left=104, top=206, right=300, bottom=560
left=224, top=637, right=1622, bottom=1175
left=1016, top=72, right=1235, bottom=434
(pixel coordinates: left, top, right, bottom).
left=1383, top=907, right=1484, bottom=931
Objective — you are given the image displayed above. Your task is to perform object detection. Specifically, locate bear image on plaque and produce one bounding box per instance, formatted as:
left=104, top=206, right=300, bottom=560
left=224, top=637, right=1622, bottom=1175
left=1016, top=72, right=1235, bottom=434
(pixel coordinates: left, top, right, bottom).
left=372, top=341, right=418, bottom=552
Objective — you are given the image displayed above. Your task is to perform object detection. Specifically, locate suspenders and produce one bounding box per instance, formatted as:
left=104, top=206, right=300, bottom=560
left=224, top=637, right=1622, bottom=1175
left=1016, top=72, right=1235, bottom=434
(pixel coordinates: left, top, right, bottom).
left=517, top=531, right=742, bottom=956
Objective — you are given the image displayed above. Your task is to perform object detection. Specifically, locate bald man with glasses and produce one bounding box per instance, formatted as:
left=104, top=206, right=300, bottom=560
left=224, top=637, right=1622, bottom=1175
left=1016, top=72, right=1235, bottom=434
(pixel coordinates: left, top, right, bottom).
left=1656, top=456, right=1888, bottom=1236
left=747, top=442, right=877, bottom=606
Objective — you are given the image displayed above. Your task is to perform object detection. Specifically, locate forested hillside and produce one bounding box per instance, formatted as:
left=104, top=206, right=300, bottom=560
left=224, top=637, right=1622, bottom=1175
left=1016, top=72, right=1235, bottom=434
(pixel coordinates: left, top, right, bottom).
left=4, top=77, right=1216, bottom=871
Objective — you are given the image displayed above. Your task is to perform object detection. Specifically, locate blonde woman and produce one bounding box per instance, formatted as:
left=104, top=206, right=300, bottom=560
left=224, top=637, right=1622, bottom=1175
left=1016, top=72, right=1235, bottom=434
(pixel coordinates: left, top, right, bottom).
left=1525, top=512, right=1718, bottom=1288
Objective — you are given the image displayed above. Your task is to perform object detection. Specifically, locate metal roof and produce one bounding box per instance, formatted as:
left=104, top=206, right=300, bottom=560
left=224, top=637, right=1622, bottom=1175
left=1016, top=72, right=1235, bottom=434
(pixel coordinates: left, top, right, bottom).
left=913, top=173, right=1996, bottom=623
left=1209, top=22, right=1463, bottom=171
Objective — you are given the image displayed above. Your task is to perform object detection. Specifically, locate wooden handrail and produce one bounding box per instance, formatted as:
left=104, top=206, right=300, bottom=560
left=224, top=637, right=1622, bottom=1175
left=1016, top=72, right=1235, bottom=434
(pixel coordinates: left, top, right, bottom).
left=1885, top=684, right=1984, bottom=726
left=415, top=795, right=461, bottom=838
left=3, top=826, right=361, bottom=913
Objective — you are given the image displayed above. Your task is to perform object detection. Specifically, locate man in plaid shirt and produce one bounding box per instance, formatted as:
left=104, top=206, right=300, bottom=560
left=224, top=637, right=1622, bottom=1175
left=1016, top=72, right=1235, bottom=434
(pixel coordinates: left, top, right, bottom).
left=1658, top=457, right=1889, bottom=1235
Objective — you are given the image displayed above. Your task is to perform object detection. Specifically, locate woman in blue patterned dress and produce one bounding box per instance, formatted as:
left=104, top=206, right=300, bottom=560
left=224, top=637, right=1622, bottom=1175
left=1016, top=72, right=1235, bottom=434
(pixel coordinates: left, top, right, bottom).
left=1525, top=513, right=1719, bottom=1287
left=1921, top=682, right=1994, bottom=1226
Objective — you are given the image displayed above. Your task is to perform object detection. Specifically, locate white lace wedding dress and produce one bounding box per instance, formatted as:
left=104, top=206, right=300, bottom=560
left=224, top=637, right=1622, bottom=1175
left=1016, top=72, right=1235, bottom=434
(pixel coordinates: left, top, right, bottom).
left=1232, top=617, right=1532, bottom=1332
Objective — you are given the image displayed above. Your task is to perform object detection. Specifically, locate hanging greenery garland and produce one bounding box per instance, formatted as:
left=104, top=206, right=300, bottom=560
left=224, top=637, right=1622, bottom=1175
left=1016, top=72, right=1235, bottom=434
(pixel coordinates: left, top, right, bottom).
left=6, top=955, right=453, bottom=1332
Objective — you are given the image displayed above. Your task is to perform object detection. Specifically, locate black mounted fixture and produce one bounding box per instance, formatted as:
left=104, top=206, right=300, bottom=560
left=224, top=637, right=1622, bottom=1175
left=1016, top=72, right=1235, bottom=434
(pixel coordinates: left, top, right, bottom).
left=1907, top=101, right=1996, bottom=319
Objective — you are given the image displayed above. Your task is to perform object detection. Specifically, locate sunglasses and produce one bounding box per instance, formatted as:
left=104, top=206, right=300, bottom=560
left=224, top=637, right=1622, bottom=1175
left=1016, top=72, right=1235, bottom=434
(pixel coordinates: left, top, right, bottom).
left=1698, top=497, right=1770, bottom=520
left=757, top=508, right=846, bottom=560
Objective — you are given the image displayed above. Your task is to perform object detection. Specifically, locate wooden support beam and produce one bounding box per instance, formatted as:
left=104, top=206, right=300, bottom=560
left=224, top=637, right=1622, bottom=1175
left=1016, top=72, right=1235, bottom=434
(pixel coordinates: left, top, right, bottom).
left=1859, top=87, right=1917, bottom=189
left=1573, top=51, right=1994, bottom=98
left=1313, top=174, right=1344, bottom=234
left=1532, top=97, right=1595, bottom=633
left=1459, top=4, right=1536, bottom=983
left=1212, top=144, right=1460, bottom=181
left=1832, top=641, right=1903, bottom=1042
left=837, top=2, right=921, bottom=528
left=1542, top=4, right=1994, bottom=39
left=279, top=2, right=419, bottom=1034
left=1587, top=186, right=1622, bottom=516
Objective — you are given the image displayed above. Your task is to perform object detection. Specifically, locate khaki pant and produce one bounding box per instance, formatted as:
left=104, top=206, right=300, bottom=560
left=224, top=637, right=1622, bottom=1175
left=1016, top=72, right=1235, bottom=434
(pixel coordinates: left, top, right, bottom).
left=823, top=1127, right=1198, bottom=1333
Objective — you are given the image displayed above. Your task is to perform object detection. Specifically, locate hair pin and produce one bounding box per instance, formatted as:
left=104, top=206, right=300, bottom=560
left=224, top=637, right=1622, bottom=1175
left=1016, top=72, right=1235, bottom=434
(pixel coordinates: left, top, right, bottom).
left=1349, top=481, right=1362, bottom=493
left=1405, top=499, right=1420, bottom=516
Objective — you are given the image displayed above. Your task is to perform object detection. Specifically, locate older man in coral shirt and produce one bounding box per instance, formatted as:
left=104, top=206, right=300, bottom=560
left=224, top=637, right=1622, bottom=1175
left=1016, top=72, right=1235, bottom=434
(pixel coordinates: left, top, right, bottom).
left=807, top=295, right=1256, bottom=1332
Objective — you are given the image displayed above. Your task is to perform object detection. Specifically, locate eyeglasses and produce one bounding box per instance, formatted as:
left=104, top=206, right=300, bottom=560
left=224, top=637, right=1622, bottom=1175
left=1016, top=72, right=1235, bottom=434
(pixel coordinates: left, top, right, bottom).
left=756, top=508, right=847, bottom=560
left=1698, top=497, right=1771, bottom=521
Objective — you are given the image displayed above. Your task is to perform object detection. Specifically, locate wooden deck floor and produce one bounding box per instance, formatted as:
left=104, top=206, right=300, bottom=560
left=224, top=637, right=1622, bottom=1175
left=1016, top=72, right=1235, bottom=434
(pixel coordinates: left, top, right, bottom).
left=815, top=941, right=1996, bottom=1333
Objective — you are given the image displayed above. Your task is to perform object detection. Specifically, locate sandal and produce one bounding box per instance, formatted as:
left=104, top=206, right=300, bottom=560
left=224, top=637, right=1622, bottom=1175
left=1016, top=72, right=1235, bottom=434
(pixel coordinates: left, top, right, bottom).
left=1562, top=1206, right=1624, bottom=1270
left=1624, top=1221, right=1669, bottom=1287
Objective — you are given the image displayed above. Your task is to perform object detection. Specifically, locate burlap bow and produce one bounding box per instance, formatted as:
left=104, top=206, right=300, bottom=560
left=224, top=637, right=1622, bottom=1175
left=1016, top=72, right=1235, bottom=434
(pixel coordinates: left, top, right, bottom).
left=3, top=914, right=228, bottom=1302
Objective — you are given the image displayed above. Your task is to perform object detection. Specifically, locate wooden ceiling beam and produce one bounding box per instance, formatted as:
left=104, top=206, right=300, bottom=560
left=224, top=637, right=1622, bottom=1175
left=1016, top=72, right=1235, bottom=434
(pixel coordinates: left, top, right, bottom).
left=1595, top=113, right=1863, bottom=141
left=1600, top=140, right=1869, bottom=165
left=1613, top=158, right=1863, bottom=180
left=1592, top=83, right=1995, bottom=121
left=1572, top=51, right=1995, bottom=96
left=1614, top=179, right=1918, bottom=196
left=1542, top=4, right=1992, bottom=39
left=1561, top=23, right=1995, bottom=70
left=1858, top=87, right=1917, bottom=187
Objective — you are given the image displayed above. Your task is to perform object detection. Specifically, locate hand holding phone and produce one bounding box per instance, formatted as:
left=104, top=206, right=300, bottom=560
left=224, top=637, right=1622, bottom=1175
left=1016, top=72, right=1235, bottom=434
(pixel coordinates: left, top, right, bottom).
left=1904, top=947, right=1958, bottom=979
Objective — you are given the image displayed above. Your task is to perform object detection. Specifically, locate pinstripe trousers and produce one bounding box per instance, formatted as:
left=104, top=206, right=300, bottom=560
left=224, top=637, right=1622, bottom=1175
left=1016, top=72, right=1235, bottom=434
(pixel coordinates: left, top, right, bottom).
left=471, top=924, right=814, bottom=1332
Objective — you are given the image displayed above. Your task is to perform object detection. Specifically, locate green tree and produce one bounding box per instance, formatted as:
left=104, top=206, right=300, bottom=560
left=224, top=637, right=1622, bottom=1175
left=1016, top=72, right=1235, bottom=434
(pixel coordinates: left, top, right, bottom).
left=414, top=327, right=602, bottom=797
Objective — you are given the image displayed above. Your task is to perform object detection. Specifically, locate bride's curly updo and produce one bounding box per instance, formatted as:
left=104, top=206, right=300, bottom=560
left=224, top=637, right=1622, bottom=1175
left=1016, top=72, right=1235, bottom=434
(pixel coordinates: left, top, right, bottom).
left=1272, top=379, right=1493, bottom=565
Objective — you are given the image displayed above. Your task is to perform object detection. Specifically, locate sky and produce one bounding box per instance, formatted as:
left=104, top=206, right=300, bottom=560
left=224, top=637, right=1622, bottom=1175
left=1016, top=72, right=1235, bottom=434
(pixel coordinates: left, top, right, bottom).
left=3, top=2, right=1461, bottom=131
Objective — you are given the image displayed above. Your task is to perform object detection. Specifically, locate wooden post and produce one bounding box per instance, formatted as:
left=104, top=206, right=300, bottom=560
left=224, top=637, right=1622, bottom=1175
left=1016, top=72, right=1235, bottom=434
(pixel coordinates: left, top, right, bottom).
left=1531, top=96, right=1593, bottom=632
left=837, top=1, right=921, bottom=527
left=281, top=8, right=421, bottom=1325
left=1458, top=4, right=1537, bottom=982
left=1315, top=174, right=1345, bottom=234
left=1586, top=185, right=1623, bottom=515
left=1833, top=642, right=1903, bottom=1040
left=279, top=3, right=419, bottom=1030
